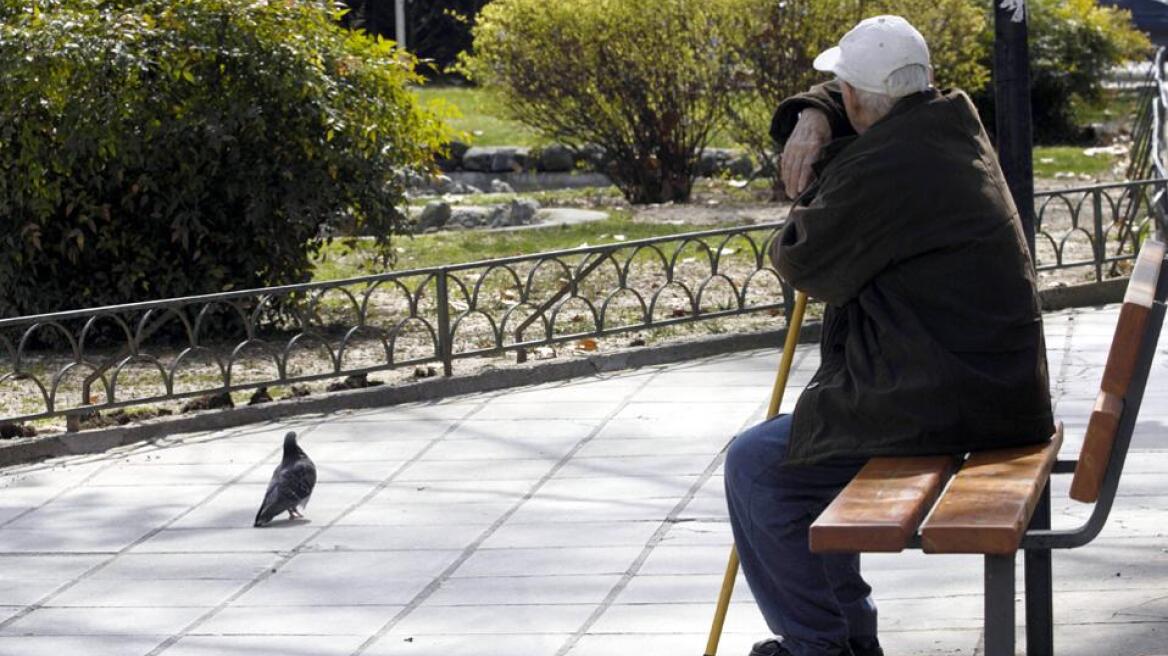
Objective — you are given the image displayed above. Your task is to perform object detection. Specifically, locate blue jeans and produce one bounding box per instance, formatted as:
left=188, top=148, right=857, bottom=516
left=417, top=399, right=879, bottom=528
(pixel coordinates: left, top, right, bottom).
left=724, top=414, right=876, bottom=656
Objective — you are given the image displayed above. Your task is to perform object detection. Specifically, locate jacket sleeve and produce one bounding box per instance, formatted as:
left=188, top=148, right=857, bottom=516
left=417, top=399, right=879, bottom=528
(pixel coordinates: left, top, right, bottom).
left=769, top=80, right=856, bottom=147
left=769, top=159, right=902, bottom=306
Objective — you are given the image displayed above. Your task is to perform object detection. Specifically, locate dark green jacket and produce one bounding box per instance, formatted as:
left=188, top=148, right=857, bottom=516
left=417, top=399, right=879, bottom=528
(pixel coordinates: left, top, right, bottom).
left=770, top=83, right=1054, bottom=465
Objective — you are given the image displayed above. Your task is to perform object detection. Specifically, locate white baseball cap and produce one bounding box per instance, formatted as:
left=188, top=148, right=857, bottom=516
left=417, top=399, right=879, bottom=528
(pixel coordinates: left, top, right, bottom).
left=813, top=15, right=931, bottom=97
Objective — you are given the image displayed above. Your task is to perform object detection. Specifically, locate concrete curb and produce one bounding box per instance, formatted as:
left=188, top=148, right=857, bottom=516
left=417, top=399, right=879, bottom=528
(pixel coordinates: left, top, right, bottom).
left=1039, top=278, right=1127, bottom=311
left=0, top=323, right=821, bottom=468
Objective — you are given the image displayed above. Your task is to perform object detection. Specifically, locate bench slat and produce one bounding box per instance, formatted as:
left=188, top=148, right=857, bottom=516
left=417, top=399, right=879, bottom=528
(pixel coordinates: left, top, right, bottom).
left=1069, top=391, right=1124, bottom=503
left=1070, top=236, right=1164, bottom=503
left=920, top=424, right=1064, bottom=555
left=810, top=456, right=955, bottom=553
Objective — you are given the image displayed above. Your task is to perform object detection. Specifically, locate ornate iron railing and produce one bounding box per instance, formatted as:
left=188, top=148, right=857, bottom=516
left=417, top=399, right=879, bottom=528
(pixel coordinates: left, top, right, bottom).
left=1034, top=179, right=1166, bottom=284
left=1, top=224, right=792, bottom=424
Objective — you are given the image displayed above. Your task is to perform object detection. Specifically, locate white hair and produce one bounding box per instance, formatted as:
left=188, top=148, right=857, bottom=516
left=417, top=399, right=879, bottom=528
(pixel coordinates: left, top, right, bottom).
left=850, top=64, right=932, bottom=118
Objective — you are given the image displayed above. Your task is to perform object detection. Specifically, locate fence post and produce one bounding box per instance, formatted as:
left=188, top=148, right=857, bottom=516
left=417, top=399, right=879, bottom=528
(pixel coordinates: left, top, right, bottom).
left=1092, top=189, right=1105, bottom=283
left=435, top=268, right=453, bottom=377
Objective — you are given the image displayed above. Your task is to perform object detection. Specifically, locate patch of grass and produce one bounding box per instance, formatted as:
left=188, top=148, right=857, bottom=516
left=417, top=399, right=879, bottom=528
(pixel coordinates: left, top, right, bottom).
left=416, top=84, right=742, bottom=150
left=414, top=85, right=541, bottom=147
left=314, top=211, right=702, bottom=279
left=1033, top=146, right=1119, bottom=178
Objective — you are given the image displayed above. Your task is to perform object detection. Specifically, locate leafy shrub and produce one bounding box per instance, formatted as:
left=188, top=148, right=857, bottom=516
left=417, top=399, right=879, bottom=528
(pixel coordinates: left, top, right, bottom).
left=723, top=0, right=987, bottom=194
left=973, top=0, right=1152, bottom=144
left=0, top=0, right=449, bottom=319
left=460, top=0, right=742, bottom=204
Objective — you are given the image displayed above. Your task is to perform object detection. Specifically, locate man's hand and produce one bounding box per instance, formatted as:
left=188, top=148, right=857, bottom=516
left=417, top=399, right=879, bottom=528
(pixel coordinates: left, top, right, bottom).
left=780, top=109, right=831, bottom=200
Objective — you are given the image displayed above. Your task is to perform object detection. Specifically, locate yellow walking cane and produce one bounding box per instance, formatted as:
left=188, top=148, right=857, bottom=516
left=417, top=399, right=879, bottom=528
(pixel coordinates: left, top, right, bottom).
left=703, top=290, right=809, bottom=656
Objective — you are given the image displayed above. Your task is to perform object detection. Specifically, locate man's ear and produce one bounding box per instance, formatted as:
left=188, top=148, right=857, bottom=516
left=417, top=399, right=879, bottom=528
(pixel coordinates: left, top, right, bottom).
left=928, top=66, right=935, bottom=85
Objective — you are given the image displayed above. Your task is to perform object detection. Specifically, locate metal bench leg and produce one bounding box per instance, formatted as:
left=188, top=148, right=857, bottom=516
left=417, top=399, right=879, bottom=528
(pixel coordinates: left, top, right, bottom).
left=1025, top=484, right=1054, bottom=656
left=985, top=553, right=1016, bottom=656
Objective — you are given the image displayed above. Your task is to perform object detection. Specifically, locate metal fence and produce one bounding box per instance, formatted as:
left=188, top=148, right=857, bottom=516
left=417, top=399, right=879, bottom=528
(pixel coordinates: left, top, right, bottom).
left=0, top=224, right=791, bottom=424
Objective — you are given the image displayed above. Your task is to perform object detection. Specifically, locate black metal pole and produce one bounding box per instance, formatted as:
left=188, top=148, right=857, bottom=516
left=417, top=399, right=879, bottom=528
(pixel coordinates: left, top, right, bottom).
left=994, top=2, right=1037, bottom=259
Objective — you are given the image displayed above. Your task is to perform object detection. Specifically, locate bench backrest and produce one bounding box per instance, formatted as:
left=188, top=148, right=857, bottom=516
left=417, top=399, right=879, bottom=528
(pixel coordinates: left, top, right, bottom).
left=1069, top=235, right=1167, bottom=503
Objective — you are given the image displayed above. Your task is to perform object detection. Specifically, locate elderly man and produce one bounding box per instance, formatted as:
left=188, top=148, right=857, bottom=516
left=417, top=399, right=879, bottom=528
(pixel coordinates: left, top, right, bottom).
left=723, top=15, right=1054, bottom=656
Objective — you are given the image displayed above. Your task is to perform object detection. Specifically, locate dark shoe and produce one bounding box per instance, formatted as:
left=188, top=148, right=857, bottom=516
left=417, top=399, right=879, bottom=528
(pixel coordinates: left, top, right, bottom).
left=849, top=637, right=884, bottom=656
left=749, top=639, right=794, bottom=656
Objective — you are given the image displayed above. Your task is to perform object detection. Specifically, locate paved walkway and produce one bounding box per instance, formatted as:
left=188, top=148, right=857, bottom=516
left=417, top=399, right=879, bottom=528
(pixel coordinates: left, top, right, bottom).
left=0, top=305, right=1165, bottom=656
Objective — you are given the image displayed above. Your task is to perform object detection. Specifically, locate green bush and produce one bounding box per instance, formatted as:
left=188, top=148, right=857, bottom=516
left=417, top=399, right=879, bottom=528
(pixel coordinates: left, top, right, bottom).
left=974, top=0, right=1151, bottom=144
left=460, top=0, right=742, bottom=204
left=0, top=0, right=450, bottom=319
left=723, top=0, right=987, bottom=194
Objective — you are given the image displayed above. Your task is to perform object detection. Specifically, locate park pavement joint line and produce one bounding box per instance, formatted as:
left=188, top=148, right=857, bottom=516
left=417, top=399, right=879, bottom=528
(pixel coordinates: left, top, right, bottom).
left=142, top=394, right=502, bottom=655
left=552, top=345, right=815, bottom=656
left=0, top=418, right=312, bottom=635
left=349, top=366, right=666, bottom=656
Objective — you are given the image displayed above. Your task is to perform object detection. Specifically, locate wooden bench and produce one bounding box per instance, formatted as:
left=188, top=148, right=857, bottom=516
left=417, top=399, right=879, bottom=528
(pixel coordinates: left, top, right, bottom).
left=810, top=235, right=1167, bottom=656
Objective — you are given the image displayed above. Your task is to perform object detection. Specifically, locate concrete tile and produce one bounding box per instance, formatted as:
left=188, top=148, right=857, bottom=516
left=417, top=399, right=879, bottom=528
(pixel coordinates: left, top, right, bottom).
left=554, top=455, right=716, bottom=479
left=342, top=499, right=515, bottom=526
left=50, top=578, right=246, bottom=607
left=574, top=437, right=726, bottom=458
left=638, top=545, right=732, bottom=575
left=453, top=546, right=642, bottom=577
left=166, top=635, right=366, bottom=656
left=587, top=601, right=768, bottom=635
left=365, top=632, right=570, bottom=656
left=0, top=636, right=162, bottom=656
left=468, top=401, right=621, bottom=421
left=277, top=550, right=462, bottom=583
left=505, top=495, right=679, bottom=524
left=298, top=439, right=433, bottom=462
left=426, top=574, right=621, bottom=606
left=0, top=580, right=66, bottom=606
left=420, top=436, right=581, bottom=462
left=447, top=419, right=597, bottom=442
left=535, top=474, right=699, bottom=500
left=290, top=420, right=455, bottom=443
left=305, top=524, right=490, bottom=551
left=196, top=604, right=398, bottom=635
left=233, top=573, right=432, bottom=607
left=92, top=553, right=280, bottom=580
left=567, top=633, right=764, bottom=656
left=391, top=603, right=595, bottom=635
left=479, top=521, right=661, bottom=549
left=395, top=459, right=554, bottom=483
left=129, top=526, right=317, bottom=553
left=0, top=554, right=106, bottom=581
left=0, top=525, right=157, bottom=553
left=85, top=463, right=253, bottom=487
left=0, top=606, right=209, bottom=635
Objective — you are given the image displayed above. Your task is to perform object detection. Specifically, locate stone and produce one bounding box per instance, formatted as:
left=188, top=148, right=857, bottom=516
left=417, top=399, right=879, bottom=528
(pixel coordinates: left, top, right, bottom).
left=728, top=153, right=755, bottom=178
left=418, top=201, right=452, bottom=231
left=438, top=140, right=470, bottom=170
left=490, top=199, right=541, bottom=228
left=538, top=144, right=575, bottom=172
left=463, top=146, right=530, bottom=173
left=577, top=143, right=608, bottom=171
left=490, top=179, right=516, bottom=194
left=697, top=148, right=735, bottom=177
left=447, top=206, right=494, bottom=229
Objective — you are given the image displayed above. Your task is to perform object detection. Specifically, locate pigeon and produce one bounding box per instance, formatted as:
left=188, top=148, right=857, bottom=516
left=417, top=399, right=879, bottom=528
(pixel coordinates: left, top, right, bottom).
left=254, top=431, right=316, bottom=527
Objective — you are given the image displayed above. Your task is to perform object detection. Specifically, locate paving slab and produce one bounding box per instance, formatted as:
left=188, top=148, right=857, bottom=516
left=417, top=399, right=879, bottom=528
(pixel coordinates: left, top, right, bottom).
left=0, top=304, right=1165, bottom=655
